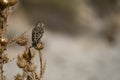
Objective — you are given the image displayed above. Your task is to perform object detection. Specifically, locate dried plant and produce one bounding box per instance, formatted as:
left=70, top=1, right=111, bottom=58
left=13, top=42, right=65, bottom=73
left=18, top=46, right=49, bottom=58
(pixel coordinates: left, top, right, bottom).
left=0, top=0, right=46, bottom=80
left=15, top=23, right=45, bottom=80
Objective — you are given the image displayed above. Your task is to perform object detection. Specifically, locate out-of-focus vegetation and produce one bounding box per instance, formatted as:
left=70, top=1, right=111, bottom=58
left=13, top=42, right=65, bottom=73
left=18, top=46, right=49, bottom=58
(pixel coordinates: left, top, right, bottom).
left=21, top=0, right=75, bottom=14
left=88, top=0, right=119, bottom=17
left=18, top=0, right=120, bottom=43
left=19, top=0, right=78, bottom=34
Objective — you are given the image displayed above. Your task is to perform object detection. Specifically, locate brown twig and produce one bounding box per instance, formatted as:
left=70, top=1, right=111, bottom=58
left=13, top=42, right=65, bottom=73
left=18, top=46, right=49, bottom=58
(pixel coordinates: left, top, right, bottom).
left=39, top=50, right=45, bottom=80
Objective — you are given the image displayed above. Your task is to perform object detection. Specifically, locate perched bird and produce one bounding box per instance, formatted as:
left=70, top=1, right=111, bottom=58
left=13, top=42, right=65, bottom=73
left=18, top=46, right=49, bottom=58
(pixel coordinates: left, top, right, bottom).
left=32, top=23, right=44, bottom=47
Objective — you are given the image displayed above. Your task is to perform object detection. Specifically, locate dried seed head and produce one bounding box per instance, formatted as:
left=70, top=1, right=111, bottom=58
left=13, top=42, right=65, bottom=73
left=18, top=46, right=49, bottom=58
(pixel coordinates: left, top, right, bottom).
left=29, top=47, right=35, bottom=58
left=17, top=54, right=23, bottom=60
left=2, top=54, right=9, bottom=63
left=0, top=37, right=8, bottom=46
left=0, top=0, right=17, bottom=8
left=16, top=36, right=28, bottom=46
left=24, top=47, right=29, bottom=54
left=23, top=48, right=29, bottom=60
left=17, top=59, right=27, bottom=68
left=17, top=54, right=27, bottom=68
left=23, top=47, right=35, bottom=60
left=35, top=42, right=43, bottom=50
left=26, top=61, right=36, bottom=72
left=0, top=45, right=6, bottom=53
left=15, top=74, right=23, bottom=80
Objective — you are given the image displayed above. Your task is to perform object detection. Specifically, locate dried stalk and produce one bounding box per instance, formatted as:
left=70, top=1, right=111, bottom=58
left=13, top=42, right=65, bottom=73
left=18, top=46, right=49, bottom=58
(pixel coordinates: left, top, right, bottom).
left=0, top=0, right=17, bottom=80
left=0, top=0, right=46, bottom=80
left=0, top=63, right=3, bottom=80
left=39, top=50, right=45, bottom=80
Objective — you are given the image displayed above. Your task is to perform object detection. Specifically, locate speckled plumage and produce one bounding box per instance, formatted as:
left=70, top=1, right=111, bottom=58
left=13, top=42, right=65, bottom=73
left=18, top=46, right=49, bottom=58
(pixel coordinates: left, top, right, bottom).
left=32, top=23, right=44, bottom=47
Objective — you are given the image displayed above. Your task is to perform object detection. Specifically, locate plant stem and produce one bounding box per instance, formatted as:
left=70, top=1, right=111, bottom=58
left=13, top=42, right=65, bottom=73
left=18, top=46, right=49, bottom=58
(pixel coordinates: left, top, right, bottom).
left=39, top=50, right=45, bottom=80
left=0, top=52, right=3, bottom=80
left=0, top=63, right=3, bottom=80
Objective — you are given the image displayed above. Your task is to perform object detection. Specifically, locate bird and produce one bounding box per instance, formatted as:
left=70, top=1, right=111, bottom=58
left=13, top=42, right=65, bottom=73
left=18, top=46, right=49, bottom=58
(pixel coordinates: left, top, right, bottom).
left=32, top=22, right=44, bottom=48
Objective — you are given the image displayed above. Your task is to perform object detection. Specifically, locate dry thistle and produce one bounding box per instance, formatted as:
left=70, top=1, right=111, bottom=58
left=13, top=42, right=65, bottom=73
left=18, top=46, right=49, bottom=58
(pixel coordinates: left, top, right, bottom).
left=15, top=74, right=23, bottom=80
left=15, top=22, right=46, bottom=80
left=0, top=37, right=8, bottom=46
left=0, top=0, right=17, bottom=8
left=35, top=42, right=43, bottom=50
left=16, top=34, right=28, bottom=46
left=0, top=0, right=46, bottom=80
left=16, top=47, right=38, bottom=80
left=17, top=54, right=27, bottom=68
left=0, top=0, right=17, bottom=80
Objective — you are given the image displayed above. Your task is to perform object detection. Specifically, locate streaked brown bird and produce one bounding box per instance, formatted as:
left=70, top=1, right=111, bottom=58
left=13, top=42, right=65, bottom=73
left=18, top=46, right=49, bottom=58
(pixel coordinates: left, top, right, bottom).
left=32, top=23, right=44, bottom=48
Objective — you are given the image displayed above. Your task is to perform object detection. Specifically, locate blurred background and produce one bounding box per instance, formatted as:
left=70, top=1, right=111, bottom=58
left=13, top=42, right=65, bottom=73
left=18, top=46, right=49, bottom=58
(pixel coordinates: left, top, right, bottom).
left=4, top=0, right=120, bottom=80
